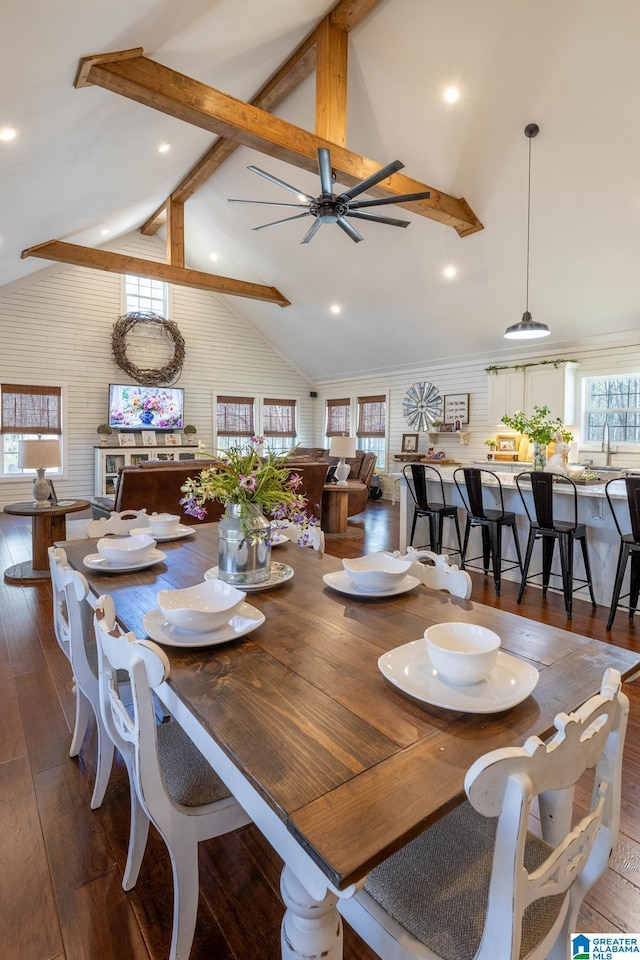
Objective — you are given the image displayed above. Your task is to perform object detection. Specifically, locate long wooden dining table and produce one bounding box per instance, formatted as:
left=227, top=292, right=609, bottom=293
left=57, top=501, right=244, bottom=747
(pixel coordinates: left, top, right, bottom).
left=61, top=524, right=640, bottom=960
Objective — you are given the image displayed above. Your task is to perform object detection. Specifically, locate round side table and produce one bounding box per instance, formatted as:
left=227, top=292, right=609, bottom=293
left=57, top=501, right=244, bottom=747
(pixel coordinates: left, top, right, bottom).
left=3, top=499, right=91, bottom=583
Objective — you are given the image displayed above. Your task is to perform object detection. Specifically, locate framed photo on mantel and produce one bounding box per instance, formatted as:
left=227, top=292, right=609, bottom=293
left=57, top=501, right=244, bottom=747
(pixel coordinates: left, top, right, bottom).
left=443, top=394, right=469, bottom=428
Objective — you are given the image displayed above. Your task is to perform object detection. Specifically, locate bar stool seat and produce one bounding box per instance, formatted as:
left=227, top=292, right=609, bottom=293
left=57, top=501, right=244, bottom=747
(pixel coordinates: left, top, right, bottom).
left=453, top=468, right=523, bottom=596
left=605, top=476, right=640, bottom=631
left=515, top=471, right=596, bottom=620
left=403, top=464, right=462, bottom=556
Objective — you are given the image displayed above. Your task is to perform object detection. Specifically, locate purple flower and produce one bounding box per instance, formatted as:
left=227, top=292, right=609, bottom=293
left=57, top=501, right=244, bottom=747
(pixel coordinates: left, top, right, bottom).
left=288, top=473, right=302, bottom=490
left=239, top=473, right=258, bottom=491
left=250, top=435, right=265, bottom=446
left=179, top=496, right=207, bottom=520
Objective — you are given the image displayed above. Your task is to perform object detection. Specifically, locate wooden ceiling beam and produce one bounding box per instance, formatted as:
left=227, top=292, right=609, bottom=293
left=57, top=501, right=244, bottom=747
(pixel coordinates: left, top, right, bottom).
left=315, top=17, right=348, bottom=145
left=140, top=0, right=388, bottom=235
left=21, top=240, right=290, bottom=306
left=76, top=51, right=483, bottom=236
left=166, top=196, right=184, bottom=267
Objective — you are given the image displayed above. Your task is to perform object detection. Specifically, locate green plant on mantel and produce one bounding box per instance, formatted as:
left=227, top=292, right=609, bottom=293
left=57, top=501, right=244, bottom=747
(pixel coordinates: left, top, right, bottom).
left=485, top=358, right=577, bottom=375
left=501, top=406, right=573, bottom=445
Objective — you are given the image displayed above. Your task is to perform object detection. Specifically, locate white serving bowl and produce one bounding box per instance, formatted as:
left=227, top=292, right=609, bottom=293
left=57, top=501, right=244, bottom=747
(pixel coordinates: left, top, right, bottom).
left=148, top=513, right=181, bottom=537
left=97, top=533, right=156, bottom=564
left=424, top=622, right=500, bottom=685
left=157, top=579, right=246, bottom=632
left=342, top=551, right=413, bottom=590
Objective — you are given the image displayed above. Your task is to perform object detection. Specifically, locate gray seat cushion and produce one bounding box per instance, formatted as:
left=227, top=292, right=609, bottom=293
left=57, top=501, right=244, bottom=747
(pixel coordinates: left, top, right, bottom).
left=364, top=801, right=564, bottom=960
left=157, top=721, right=232, bottom=808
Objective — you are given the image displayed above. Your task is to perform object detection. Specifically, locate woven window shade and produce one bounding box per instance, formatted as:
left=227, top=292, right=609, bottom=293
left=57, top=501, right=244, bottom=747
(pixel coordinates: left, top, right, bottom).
left=1, top=384, right=62, bottom=434
left=263, top=398, right=296, bottom=437
left=216, top=396, right=255, bottom=436
left=357, top=395, right=386, bottom=438
left=326, top=398, right=351, bottom=437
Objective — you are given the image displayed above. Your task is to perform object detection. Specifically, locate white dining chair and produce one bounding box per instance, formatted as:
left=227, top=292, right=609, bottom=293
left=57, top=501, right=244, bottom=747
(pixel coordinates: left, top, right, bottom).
left=86, top=508, right=150, bottom=538
left=401, top=547, right=472, bottom=599
left=339, top=667, right=629, bottom=960
left=93, top=594, right=251, bottom=960
left=48, top=546, right=116, bottom=809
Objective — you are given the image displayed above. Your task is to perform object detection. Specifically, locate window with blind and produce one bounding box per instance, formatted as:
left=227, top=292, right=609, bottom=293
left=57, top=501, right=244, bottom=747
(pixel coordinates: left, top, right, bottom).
left=325, top=398, right=351, bottom=437
left=1, top=383, right=63, bottom=477
left=263, top=398, right=297, bottom=452
left=216, top=396, right=256, bottom=451
left=357, top=394, right=387, bottom=472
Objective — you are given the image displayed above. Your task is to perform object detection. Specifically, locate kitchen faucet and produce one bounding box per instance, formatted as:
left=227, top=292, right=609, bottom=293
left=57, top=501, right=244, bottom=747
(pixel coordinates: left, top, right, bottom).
left=602, top=420, right=615, bottom=466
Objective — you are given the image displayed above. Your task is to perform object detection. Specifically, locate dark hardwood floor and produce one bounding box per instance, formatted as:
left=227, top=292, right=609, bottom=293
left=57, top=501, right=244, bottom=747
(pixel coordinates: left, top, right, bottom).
left=1, top=500, right=639, bottom=959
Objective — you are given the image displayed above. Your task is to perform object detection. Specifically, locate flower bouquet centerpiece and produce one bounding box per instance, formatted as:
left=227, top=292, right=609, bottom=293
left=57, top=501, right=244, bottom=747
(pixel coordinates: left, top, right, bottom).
left=501, top=405, right=573, bottom=470
left=180, top=436, right=318, bottom=585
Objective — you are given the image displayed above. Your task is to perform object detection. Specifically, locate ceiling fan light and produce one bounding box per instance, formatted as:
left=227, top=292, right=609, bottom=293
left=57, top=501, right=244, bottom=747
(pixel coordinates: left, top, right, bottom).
left=504, top=311, right=550, bottom=339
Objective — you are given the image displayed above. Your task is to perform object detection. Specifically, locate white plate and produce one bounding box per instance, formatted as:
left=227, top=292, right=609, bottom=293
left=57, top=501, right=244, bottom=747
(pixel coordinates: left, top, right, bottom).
left=270, top=532, right=288, bottom=546
left=129, top=525, right=194, bottom=542
left=378, top=640, right=539, bottom=713
left=322, top=570, right=421, bottom=598
left=143, top=602, right=265, bottom=647
left=204, top=562, right=294, bottom=592
left=83, top=549, right=167, bottom=573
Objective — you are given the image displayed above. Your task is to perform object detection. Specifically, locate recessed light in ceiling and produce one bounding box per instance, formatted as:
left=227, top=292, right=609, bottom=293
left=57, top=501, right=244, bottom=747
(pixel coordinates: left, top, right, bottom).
left=100, top=229, right=110, bottom=236
left=157, top=142, right=171, bottom=154
left=209, top=253, right=219, bottom=262
left=443, top=86, right=460, bottom=104
left=330, top=304, right=341, bottom=315
left=443, top=265, right=457, bottom=278
left=0, top=127, right=17, bottom=141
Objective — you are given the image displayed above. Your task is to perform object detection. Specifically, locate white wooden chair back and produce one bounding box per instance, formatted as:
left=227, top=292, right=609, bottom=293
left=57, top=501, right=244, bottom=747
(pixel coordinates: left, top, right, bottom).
left=340, top=668, right=628, bottom=960
left=47, top=545, right=115, bottom=809
left=93, top=595, right=251, bottom=960
left=86, top=509, right=150, bottom=539
left=274, top=520, right=325, bottom=553
left=403, top=547, right=472, bottom=599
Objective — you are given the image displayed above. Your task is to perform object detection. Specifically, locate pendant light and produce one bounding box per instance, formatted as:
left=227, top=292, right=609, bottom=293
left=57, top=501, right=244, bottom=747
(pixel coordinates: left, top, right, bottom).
left=504, top=123, right=550, bottom=340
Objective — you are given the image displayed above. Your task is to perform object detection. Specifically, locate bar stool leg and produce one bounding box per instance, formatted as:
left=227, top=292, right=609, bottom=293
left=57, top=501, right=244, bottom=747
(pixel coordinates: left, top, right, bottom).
left=434, top=512, right=444, bottom=555
left=452, top=511, right=463, bottom=558
left=578, top=533, right=597, bottom=608
left=518, top=527, right=537, bottom=605
left=510, top=520, right=524, bottom=575
left=460, top=518, right=472, bottom=569
left=409, top=510, right=418, bottom=547
left=629, top=550, right=640, bottom=619
left=488, top=522, right=502, bottom=596
left=558, top=532, right=573, bottom=619
left=606, top=541, right=630, bottom=631
left=481, top=526, right=491, bottom=575
left=428, top=513, right=439, bottom=554
left=541, top=536, right=555, bottom=596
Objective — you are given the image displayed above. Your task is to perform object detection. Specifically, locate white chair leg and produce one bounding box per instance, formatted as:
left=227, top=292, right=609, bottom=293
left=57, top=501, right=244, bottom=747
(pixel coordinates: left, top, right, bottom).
left=90, top=718, right=115, bottom=810
left=122, top=790, right=151, bottom=891
left=167, top=835, right=201, bottom=960
left=69, top=688, right=91, bottom=757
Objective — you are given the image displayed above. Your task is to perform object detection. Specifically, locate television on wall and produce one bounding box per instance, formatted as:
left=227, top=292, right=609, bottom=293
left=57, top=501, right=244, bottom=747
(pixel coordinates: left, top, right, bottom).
left=108, top=384, right=185, bottom=430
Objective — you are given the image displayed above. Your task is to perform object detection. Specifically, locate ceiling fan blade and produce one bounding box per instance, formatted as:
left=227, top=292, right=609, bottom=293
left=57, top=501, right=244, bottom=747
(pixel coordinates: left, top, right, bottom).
left=228, top=199, right=310, bottom=208
left=301, top=219, right=324, bottom=244
left=336, top=217, right=364, bottom=243
left=347, top=211, right=410, bottom=228
left=247, top=165, right=315, bottom=202
left=347, top=190, right=431, bottom=210
left=317, top=148, right=334, bottom=196
left=339, top=159, right=404, bottom=202
left=253, top=211, right=312, bottom=232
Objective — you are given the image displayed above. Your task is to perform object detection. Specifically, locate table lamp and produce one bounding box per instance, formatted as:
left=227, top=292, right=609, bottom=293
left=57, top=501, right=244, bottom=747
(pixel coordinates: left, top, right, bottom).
left=18, top=439, right=61, bottom=508
left=329, top=436, right=356, bottom=486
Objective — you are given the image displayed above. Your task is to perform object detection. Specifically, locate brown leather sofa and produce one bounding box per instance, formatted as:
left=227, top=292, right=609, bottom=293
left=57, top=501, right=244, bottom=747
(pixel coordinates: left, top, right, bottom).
left=325, top=450, right=377, bottom=516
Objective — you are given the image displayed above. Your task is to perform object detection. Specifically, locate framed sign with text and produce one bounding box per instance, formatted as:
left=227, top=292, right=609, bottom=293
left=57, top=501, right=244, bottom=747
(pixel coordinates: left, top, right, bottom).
left=443, top=393, right=469, bottom=427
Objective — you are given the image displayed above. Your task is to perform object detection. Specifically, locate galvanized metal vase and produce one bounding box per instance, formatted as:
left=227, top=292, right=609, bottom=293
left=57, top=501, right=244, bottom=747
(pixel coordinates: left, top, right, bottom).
left=217, top=502, right=272, bottom=585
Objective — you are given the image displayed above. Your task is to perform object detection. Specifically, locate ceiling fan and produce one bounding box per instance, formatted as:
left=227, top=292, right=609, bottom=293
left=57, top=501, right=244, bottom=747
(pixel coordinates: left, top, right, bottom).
left=228, top=147, right=431, bottom=244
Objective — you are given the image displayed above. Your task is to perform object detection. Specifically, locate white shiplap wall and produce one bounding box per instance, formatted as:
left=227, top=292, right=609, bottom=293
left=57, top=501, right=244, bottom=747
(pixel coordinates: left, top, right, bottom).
left=0, top=233, right=316, bottom=507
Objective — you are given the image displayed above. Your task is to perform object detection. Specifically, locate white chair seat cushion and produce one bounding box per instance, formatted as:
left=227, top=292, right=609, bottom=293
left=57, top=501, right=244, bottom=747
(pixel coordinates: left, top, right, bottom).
left=364, top=801, right=564, bottom=960
left=157, top=721, right=232, bottom=808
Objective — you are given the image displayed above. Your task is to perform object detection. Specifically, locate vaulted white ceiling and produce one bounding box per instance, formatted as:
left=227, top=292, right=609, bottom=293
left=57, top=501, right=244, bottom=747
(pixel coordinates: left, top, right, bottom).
left=2, top=0, right=639, bottom=380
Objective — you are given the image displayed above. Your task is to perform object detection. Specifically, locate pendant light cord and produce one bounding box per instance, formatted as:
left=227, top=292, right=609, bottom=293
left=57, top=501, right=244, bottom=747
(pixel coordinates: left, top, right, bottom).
left=525, top=132, right=532, bottom=315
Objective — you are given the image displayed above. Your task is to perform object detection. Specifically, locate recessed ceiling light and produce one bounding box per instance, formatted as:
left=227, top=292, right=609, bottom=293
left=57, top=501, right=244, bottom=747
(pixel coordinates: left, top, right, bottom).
left=330, top=304, right=341, bottom=315
left=297, top=194, right=307, bottom=202
left=443, top=265, right=457, bottom=278
left=157, top=142, right=171, bottom=154
left=100, top=228, right=110, bottom=237
left=443, top=86, right=460, bottom=104
left=0, top=127, right=17, bottom=141
left=209, top=252, right=219, bottom=262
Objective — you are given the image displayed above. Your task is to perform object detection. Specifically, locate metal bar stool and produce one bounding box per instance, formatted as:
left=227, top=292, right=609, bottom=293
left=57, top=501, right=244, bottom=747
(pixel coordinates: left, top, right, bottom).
left=515, top=470, right=596, bottom=620
left=402, top=464, right=462, bottom=556
left=453, top=467, right=523, bottom=596
left=605, top=476, right=640, bottom=631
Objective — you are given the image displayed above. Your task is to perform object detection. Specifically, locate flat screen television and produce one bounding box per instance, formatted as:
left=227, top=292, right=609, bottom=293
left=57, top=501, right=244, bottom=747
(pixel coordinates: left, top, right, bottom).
left=108, top=384, right=185, bottom=430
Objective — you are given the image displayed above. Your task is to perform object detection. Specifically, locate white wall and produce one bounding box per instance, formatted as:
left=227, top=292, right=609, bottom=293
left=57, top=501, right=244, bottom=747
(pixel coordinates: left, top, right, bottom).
left=0, top=233, right=316, bottom=507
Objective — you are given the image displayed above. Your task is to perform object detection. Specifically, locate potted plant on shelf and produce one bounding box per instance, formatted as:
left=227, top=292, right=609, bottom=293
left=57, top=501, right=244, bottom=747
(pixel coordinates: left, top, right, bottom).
left=484, top=438, right=497, bottom=460
left=501, top=406, right=573, bottom=470
left=97, top=423, right=114, bottom=446
left=183, top=424, right=197, bottom=446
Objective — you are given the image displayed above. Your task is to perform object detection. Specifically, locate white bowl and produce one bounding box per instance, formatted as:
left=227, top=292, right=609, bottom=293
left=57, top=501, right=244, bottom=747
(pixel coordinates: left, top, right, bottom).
left=342, top=551, right=413, bottom=590
left=157, top=579, right=246, bottom=632
left=424, top=622, right=500, bottom=685
left=149, top=513, right=181, bottom=537
left=97, top=533, right=157, bottom=564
